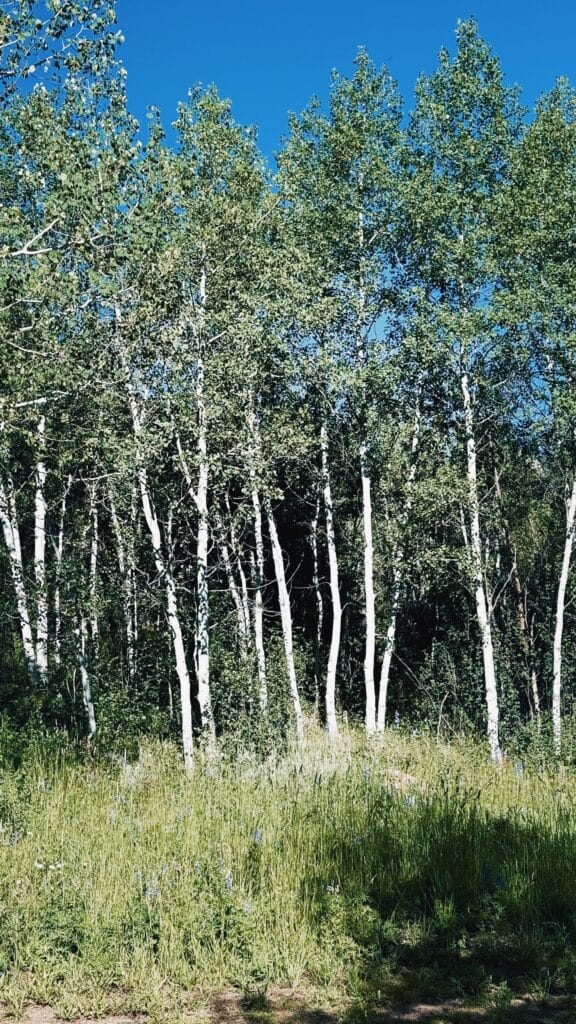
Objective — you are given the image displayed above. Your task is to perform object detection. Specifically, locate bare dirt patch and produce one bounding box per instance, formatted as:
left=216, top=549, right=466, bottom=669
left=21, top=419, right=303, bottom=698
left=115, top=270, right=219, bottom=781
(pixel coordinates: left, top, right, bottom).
left=0, top=990, right=574, bottom=1024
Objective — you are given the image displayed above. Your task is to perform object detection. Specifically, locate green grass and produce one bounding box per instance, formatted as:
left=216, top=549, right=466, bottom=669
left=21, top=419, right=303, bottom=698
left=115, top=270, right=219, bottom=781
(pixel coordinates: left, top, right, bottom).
left=1, top=727, right=576, bottom=1018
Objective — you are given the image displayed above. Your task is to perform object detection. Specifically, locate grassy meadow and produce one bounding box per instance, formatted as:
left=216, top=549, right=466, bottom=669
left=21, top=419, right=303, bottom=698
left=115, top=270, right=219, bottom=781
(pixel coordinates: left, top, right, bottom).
left=1, top=727, right=576, bottom=1020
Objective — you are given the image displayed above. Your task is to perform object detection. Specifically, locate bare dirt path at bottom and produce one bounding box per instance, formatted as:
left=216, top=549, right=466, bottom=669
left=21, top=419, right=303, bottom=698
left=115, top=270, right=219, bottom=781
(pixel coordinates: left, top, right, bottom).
left=0, top=990, right=574, bottom=1024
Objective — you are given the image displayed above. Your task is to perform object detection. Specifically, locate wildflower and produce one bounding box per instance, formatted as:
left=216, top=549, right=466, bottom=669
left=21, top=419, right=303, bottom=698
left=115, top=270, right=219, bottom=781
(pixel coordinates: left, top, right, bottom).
left=9, top=832, right=19, bottom=847
left=34, top=861, right=45, bottom=870
left=251, top=827, right=263, bottom=845
left=394, top=710, right=401, bottom=728
left=404, top=794, right=415, bottom=808
left=224, top=872, right=233, bottom=891
left=107, top=808, right=118, bottom=822
left=145, top=878, right=159, bottom=899
left=242, top=902, right=252, bottom=914
left=48, top=862, right=62, bottom=871
left=513, top=762, right=524, bottom=779
left=134, top=869, right=142, bottom=882
left=326, top=883, right=340, bottom=894
left=363, top=766, right=371, bottom=782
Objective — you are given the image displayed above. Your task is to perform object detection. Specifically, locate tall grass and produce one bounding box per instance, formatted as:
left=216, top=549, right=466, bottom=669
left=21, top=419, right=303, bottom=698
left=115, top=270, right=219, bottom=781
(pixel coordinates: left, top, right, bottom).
left=1, top=727, right=576, bottom=1016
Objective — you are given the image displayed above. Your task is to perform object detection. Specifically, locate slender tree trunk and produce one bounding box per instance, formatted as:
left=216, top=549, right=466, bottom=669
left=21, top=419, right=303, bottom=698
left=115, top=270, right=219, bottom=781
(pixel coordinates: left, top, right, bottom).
left=75, top=614, right=96, bottom=740
left=215, top=510, right=249, bottom=657
left=552, top=471, right=576, bottom=754
left=129, top=392, right=194, bottom=773
left=377, top=397, right=421, bottom=730
left=310, top=494, right=323, bottom=715
left=251, top=483, right=268, bottom=710
left=356, top=201, right=376, bottom=734
left=361, top=440, right=377, bottom=733
left=493, top=461, right=541, bottom=721
left=461, top=366, right=501, bottom=763
left=225, top=494, right=252, bottom=646
left=321, top=422, right=340, bottom=738
left=34, top=413, right=48, bottom=685
left=265, top=499, right=304, bottom=739
left=194, top=342, right=215, bottom=747
left=109, top=490, right=136, bottom=685
left=88, top=484, right=100, bottom=663
left=0, top=474, right=38, bottom=683
left=54, top=474, right=72, bottom=668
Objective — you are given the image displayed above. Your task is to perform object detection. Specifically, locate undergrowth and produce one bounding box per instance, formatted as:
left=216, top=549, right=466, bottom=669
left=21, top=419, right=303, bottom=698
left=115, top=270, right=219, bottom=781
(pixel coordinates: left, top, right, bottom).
left=1, top=726, right=576, bottom=1017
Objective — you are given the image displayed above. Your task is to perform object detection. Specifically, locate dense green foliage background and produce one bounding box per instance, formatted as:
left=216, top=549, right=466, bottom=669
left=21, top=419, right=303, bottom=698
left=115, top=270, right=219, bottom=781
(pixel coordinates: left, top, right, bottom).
left=0, top=3, right=575, bottom=760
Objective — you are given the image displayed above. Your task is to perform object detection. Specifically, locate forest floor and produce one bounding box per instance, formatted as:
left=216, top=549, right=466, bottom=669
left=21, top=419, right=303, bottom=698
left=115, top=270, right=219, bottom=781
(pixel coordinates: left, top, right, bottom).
left=1, top=988, right=575, bottom=1024
left=3, top=729, right=576, bottom=1021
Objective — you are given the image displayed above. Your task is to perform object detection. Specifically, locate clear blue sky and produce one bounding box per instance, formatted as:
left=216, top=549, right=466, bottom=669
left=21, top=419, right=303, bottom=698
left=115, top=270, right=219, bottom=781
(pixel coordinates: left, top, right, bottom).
left=117, top=0, right=576, bottom=162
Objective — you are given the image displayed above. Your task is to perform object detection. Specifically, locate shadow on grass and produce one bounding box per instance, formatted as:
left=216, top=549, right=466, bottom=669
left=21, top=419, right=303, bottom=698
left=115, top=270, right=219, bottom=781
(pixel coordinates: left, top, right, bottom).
left=273, top=786, right=576, bottom=1020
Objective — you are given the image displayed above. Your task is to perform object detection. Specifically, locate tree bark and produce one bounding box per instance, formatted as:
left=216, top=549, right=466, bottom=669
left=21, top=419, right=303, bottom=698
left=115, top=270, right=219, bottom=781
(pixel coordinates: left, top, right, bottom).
left=321, top=422, right=340, bottom=738
left=310, top=494, right=323, bottom=716
left=53, top=474, right=72, bottom=669
left=461, top=366, right=501, bottom=763
left=109, top=489, right=137, bottom=685
left=34, top=413, right=49, bottom=685
left=266, top=499, right=304, bottom=739
left=75, top=614, right=96, bottom=740
left=128, top=388, right=194, bottom=774
left=0, top=473, right=38, bottom=683
left=552, top=471, right=576, bottom=753
left=377, top=397, right=421, bottom=730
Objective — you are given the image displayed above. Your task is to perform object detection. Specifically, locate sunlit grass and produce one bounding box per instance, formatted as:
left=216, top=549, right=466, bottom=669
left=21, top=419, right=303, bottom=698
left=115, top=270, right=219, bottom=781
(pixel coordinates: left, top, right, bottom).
left=1, top=726, right=576, bottom=1016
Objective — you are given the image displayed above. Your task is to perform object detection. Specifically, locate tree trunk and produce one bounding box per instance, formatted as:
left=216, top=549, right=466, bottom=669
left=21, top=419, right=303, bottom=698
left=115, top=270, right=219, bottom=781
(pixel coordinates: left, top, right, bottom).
left=215, top=511, right=249, bottom=657
left=361, top=441, right=377, bottom=733
left=377, top=397, right=421, bottom=730
left=310, top=494, right=323, bottom=716
left=109, top=489, right=136, bottom=685
left=251, top=484, right=268, bottom=711
left=129, top=393, right=194, bottom=774
left=75, top=614, right=96, bottom=740
left=225, top=493, right=252, bottom=648
left=552, top=471, right=576, bottom=754
left=34, top=413, right=49, bottom=685
left=461, top=367, right=501, bottom=763
left=194, top=350, right=215, bottom=748
left=88, top=484, right=100, bottom=663
left=266, top=499, right=304, bottom=739
left=54, top=474, right=72, bottom=669
left=493, top=460, right=540, bottom=721
left=0, top=474, right=38, bottom=683
left=321, top=422, right=340, bottom=738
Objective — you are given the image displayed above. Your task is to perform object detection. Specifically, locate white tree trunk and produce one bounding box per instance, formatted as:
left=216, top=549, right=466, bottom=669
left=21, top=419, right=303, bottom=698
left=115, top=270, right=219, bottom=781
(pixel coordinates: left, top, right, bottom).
left=377, top=398, right=421, bottom=731
left=355, top=201, right=376, bottom=734
left=76, top=614, right=96, bottom=740
left=310, top=495, right=323, bottom=715
left=109, top=490, right=136, bottom=684
left=53, top=474, right=72, bottom=668
left=0, top=474, right=38, bottom=682
left=34, top=414, right=49, bottom=685
left=321, top=423, right=340, bottom=738
left=129, top=393, right=194, bottom=773
left=461, top=368, right=501, bottom=763
left=225, top=492, right=252, bottom=645
left=88, top=484, right=100, bottom=663
left=251, top=486, right=268, bottom=710
left=195, top=345, right=215, bottom=748
left=552, top=472, right=576, bottom=753
left=216, top=512, right=249, bottom=657
left=266, top=499, right=304, bottom=739
left=360, top=441, right=377, bottom=734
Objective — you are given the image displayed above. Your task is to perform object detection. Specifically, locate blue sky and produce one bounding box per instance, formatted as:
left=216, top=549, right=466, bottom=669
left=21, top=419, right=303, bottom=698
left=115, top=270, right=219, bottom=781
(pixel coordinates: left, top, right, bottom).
left=117, top=0, right=576, bottom=162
